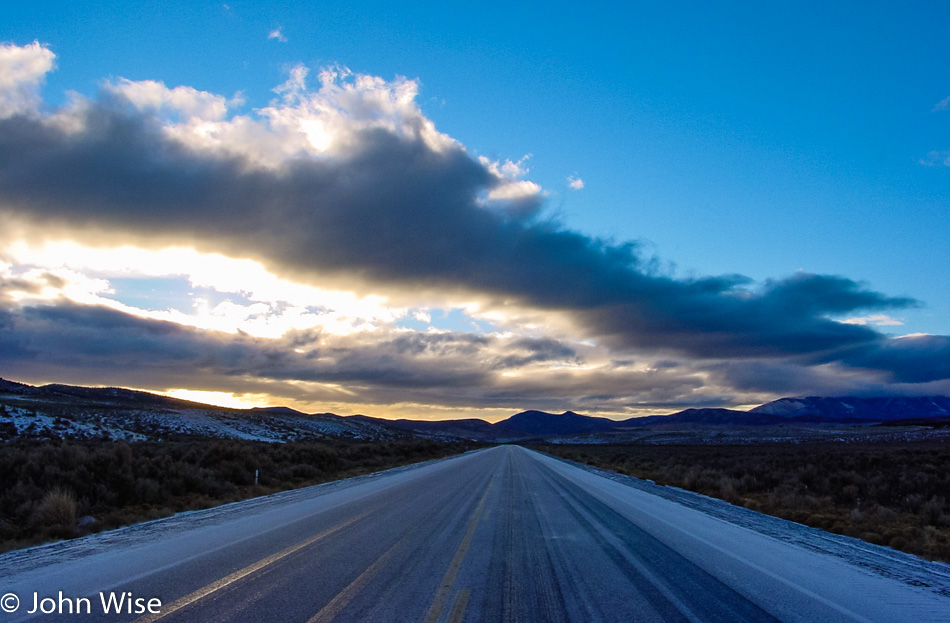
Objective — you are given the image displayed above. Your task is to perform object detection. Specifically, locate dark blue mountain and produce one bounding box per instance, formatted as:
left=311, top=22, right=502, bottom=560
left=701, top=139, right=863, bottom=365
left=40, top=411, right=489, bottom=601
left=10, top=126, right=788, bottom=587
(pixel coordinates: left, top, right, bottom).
left=493, top=410, right=621, bottom=436
left=751, top=396, right=950, bottom=421
left=619, top=408, right=784, bottom=428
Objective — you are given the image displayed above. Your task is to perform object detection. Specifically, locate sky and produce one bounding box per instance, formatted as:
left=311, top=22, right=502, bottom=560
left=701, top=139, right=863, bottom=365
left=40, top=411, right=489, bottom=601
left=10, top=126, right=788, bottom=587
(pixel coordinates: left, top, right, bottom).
left=0, top=1, right=949, bottom=421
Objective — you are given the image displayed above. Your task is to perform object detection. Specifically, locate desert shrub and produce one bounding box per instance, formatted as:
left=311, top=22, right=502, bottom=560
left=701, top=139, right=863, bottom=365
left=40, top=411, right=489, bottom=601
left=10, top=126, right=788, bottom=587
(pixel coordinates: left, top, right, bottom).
left=32, top=488, right=76, bottom=530
left=0, top=437, right=474, bottom=552
left=921, top=496, right=947, bottom=527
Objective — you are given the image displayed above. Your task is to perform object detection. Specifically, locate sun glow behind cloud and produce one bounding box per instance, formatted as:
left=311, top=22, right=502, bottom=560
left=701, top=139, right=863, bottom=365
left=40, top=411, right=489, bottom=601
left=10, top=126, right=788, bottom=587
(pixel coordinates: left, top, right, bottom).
left=2, top=240, right=416, bottom=338
left=165, top=389, right=272, bottom=410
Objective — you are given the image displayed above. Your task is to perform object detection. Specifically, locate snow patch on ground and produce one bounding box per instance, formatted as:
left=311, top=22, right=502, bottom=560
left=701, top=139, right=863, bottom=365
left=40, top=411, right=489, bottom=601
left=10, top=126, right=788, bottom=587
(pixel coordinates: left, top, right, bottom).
left=0, top=401, right=404, bottom=443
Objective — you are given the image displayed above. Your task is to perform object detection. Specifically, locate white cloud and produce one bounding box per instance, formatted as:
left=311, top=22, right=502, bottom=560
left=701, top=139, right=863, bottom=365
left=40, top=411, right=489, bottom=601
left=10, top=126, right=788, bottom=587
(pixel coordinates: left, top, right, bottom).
left=568, top=175, right=584, bottom=190
left=487, top=179, right=543, bottom=200
left=933, top=95, right=950, bottom=112
left=920, top=150, right=950, bottom=167
left=0, top=40, right=55, bottom=117
left=479, top=154, right=544, bottom=202
left=132, top=62, right=458, bottom=165
left=841, top=314, right=904, bottom=327
left=0, top=262, right=111, bottom=305
left=0, top=42, right=458, bottom=169
left=106, top=78, right=233, bottom=121
left=274, top=63, right=309, bottom=102
left=480, top=154, right=531, bottom=179
left=268, top=27, right=288, bottom=43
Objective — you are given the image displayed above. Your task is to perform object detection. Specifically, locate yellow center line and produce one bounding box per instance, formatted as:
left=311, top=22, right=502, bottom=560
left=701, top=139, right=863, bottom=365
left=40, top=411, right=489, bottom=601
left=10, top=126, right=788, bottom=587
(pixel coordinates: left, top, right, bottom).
left=305, top=537, right=404, bottom=623
left=446, top=588, right=471, bottom=623
left=422, top=476, right=495, bottom=623
left=131, top=512, right=369, bottom=623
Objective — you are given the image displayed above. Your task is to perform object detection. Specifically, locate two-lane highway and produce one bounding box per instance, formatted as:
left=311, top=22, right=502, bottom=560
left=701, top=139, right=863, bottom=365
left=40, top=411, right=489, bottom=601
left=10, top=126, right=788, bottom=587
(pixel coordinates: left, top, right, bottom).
left=2, top=446, right=948, bottom=622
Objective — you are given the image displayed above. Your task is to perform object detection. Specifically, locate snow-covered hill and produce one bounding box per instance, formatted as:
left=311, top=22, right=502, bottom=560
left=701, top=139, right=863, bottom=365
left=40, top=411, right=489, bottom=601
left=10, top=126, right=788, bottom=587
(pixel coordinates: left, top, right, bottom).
left=0, top=378, right=410, bottom=443
left=751, top=395, right=950, bottom=420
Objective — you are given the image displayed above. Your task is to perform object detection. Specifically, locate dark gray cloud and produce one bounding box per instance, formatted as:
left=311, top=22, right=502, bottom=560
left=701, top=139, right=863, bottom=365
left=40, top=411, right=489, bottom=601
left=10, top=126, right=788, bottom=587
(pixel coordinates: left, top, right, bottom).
left=0, top=299, right=470, bottom=393
left=0, top=297, right=606, bottom=409
left=495, top=337, right=580, bottom=369
left=827, top=335, right=950, bottom=384
left=576, top=274, right=903, bottom=359
left=0, top=93, right=943, bottom=387
left=704, top=359, right=885, bottom=397
left=0, top=276, right=43, bottom=300
left=2, top=292, right=945, bottom=414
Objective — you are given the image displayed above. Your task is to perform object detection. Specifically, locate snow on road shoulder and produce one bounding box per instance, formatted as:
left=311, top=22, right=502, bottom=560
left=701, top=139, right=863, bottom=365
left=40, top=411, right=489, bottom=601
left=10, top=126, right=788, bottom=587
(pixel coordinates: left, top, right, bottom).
left=528, top=447, right=950, bottom=620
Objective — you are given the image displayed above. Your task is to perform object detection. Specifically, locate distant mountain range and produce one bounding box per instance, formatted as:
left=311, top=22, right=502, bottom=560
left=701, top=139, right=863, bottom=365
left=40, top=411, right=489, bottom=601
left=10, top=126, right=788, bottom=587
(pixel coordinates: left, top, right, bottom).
left=346, top=397, right=950, bottom=441
left=2, top=376, right=950, bottom=443
left=353, top=409, right=624, bottom=442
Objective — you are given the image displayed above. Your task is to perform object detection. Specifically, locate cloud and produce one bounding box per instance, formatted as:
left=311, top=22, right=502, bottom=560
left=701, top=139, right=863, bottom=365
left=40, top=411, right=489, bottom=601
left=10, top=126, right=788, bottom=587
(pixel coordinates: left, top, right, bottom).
left=572, top=271, right=915, bottom=361
left=828, top=334, right=950, bottom=384
left=921, top=93, right=950, bottom=166
left=482, top=154, right=531, bottom=179
left=479, top=155, right=544, bottom=215
left=486, top=179, right=543, bottom=201
left=0, top=40, right=55, bottom=117
left=268, top=27, right=288, bottom=43
left=105, top=78, right=234, bottom=121
left=0, top=100, right=907, bottom=360
left=568, top=175, right=584, bottom=190
left=0, top=297, right=478, bottom=392
left=0, top=269, right=945, bottom=414
left=0, top=289, right=722, bottom=414
left=705, top=359, right=887, bottom=397
left=841, top=314, right=904, bottom=327
left=1, top=240, right=410, bottom=338
left=920, top=150, right=950, bottom=167
left=0, top=42, right=946, bottom=403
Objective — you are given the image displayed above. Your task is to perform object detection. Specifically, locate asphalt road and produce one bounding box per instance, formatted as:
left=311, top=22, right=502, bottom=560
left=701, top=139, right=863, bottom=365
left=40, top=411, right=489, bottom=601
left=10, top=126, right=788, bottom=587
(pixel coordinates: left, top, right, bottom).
left=2, top=446, right=948, bottom=622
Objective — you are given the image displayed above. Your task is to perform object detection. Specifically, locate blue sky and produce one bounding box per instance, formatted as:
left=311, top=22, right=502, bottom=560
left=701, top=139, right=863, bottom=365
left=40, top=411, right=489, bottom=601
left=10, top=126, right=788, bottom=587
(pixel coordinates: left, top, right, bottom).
left=17, top=0, right=948, bottom=329
left=0, top=1, right=948, bottom=418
